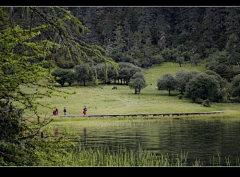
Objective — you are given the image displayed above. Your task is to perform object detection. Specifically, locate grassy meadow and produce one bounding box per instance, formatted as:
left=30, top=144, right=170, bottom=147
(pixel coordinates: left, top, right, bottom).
left=24, top=62, right=240, bottom=117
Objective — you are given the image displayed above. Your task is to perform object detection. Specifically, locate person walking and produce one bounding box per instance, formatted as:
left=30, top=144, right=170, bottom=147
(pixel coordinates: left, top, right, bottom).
left=83, top=106, right=87, bottom=116
left=53, top=108, right=56, bottom=116
left=63, top=107, right=67, bottom=116
left=55, top=108, right=58, bottom=115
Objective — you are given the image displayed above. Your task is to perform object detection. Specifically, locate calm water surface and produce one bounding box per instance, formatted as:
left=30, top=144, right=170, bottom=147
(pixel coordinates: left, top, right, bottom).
left=69, top=118, right=240, bottom=166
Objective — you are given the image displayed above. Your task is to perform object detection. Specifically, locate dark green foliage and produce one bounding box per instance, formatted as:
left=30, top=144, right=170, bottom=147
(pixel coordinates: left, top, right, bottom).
left=75, top=63, right=93, bottom=86
left=0, top=133, right=77, bottom=166
left=129, top=72, right=147, bottom=94
left=175, top=69, right=191, bottom=94
left=202, top=99, right=211, bottom=107
left=51, top=68, right=76, bottom=87
left=185, top=73, right=220, bottom=102
left=0, top=7, right=118, bottom=166
left=151, top=54, right=165, bottom=65
left=157, top=73, right=177, bottom=96
left=0, top=104, right=25, bottom=141
left=230, top=74, right=240, bottom=98
left=117, top=62, right=142, bottom=85
left=72, top=7, right=240, bottom=69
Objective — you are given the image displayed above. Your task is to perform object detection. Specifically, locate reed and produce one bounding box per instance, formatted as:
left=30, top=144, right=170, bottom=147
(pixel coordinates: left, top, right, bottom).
left=64, top=145, right=190, bottom=166
left=50, top=144, right=240, bottom=166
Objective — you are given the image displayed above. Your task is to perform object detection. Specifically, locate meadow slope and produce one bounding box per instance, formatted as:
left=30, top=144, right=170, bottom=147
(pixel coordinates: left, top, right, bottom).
left=26, top=62, right=240, bottom=117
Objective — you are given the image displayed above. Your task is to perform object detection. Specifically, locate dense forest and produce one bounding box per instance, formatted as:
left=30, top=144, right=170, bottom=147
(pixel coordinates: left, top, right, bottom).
left=52, top=7, right=240, bottom=103
left=65, top=7, right=240, bottom=74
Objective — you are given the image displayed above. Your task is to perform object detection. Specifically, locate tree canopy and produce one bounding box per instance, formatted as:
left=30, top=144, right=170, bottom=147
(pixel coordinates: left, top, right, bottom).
left=157, top=73, right=177, bottom=96
left=0, top=6, right=118, bottom=165
left=185, top=73, right=220, bottom=102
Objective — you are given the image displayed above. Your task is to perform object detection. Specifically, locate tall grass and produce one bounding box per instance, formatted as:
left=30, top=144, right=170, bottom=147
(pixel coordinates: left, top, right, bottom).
left=51, top=144, right=240, bottom=166
left=61, top=144, right=189, bottom=166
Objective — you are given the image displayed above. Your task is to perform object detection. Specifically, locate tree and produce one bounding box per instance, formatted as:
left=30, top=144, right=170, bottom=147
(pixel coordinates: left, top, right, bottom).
left=75, top=63, right=93, bottom=86
left=151, top=54, right=164, bottom=65
left=129, top=72, right=147, bottom=94
left=157, top=73, right=177, bottom=96
left=175, top=69, right=191, bottom=94
left=0, top=24, right=64, bottom=165
left=0, top=7, right=118, bottom=165
left=176, top=56, right=185, bottom=67
left=185, top=73, right=220, bottom=102
left=117, top=62, right=141, bottom=85
left=51, top=68, right=76, bottom=87
left=225, top=33, right=240, bottom=65
left=205, top=70, right=228, bottom=102
left=230, top=74, right=240, bottom=98
left=190, top=53, right=200, bottom=66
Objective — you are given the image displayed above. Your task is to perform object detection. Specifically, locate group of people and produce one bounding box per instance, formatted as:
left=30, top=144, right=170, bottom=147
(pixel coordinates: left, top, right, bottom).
left=53, top=106, right=87, bottom=116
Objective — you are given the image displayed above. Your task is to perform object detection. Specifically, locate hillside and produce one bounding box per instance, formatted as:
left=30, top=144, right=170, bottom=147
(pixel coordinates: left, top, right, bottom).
left=29, top=63, right=240, bottom=116
left=67, top=7, right=240, bottom=61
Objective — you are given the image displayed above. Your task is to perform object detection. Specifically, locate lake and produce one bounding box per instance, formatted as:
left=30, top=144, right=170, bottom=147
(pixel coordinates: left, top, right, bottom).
left=68, top=118, right=240, bottom=166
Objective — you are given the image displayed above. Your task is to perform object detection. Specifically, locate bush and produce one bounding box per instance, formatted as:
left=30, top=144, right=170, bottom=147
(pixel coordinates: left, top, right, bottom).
left=202, top=99, right=211, bottom=107
left=185, top=73, right=220, bottom=102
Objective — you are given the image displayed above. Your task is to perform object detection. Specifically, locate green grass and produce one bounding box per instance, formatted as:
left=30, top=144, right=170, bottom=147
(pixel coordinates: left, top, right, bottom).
left=39, top=143, right=240, bottom=166
left=62, top=145, right=190, bottom=166
left=22, top=62, right=240, bottom=117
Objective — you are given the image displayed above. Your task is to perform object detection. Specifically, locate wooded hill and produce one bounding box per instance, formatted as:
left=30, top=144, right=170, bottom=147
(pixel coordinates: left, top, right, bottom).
left=63, top=7, right=240, bottom=79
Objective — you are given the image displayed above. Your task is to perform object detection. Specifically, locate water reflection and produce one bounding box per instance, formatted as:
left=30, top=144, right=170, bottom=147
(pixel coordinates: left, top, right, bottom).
left=71, top=118, right=240, bottom=166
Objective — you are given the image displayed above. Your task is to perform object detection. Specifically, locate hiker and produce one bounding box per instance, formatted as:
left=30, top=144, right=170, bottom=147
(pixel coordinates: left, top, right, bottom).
left=55, top=108, right=58, bottom=115
left=83, top=106, right=87, bottom=115
left=53, top=108, right=56, bottom=115
left=63, top=107, right=67, bottom=116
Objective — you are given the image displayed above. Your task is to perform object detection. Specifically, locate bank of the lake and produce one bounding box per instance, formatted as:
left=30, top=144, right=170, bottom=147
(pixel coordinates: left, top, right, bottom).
left=24, top=62, right=240, bottom=166
left=45, top=111, right=240, bottom=166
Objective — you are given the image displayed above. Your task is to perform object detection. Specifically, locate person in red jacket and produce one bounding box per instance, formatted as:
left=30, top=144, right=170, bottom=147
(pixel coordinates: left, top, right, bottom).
left=55, top=108, right=58, bottom=115
left=83, top=106, right=87, bottom=115
left=53, top=107, right=58, bottom=116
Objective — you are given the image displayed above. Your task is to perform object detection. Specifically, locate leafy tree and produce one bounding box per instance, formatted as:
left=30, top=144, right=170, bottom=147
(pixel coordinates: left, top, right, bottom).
left=93, top=62, right=116, bottom=84
left=75, top=63, right=93, bottom=86
left=176, top=56, right=185, bottom=67
left=225, top=33, right=240, bottom=65
left=230, top=74, right=240, bottom=98
left=0, top=24, right=63, bottom=165
left=129, top=72, right=147, bottom=94
left=117, top=62, right=141, bottom=85
left=175, top=69, right=191, bottom=94
left=175, top=69, right=201, bottom=95
left=185, top=73, right=220, bottom=102
left=205, top=50, right=231, bottom=78
left=190, top=53, right=200, bottom=66
left=205, top=70, right=228, bottom=102
left=157, top=73, right=177, bottom=96
left=151, top=54, right=164, bottom=65
left=51, top=68, right=76, bottom=87
left=205, top=70, right=227, bottom=88
left=0, top=7, right=118, bottom=165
